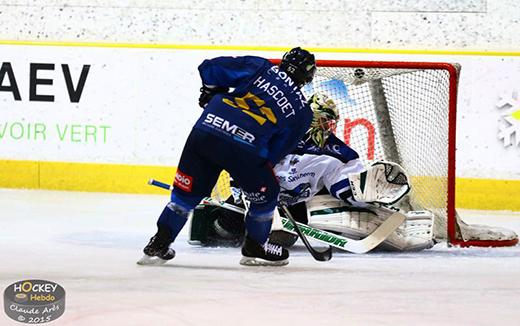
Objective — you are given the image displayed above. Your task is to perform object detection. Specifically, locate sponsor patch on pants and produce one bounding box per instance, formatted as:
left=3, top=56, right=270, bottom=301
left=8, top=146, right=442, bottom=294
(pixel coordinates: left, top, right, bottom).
left=174, top=170, right=193, bottom=192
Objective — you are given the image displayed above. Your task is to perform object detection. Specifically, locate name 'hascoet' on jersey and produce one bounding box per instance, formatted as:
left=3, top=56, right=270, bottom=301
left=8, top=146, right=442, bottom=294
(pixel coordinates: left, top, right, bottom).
left=250, top=66, right=308, bottom=119
left=203, top=113, right=255, bottom=144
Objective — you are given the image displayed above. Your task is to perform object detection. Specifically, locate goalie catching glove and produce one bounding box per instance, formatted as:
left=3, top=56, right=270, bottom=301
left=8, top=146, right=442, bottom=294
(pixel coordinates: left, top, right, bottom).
left=348, top=161, right=410, bottom=205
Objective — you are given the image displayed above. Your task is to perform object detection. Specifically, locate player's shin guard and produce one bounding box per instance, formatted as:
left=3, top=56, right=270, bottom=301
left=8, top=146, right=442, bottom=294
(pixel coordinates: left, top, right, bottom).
left=157, top=202, right=190, bottom=240
left=244, top=215, right=272, bottom=244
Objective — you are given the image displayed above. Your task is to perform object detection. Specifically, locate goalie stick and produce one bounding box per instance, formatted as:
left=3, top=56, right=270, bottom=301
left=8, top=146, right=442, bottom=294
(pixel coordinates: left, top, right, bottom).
left=148, top=179, right=406, bottom=254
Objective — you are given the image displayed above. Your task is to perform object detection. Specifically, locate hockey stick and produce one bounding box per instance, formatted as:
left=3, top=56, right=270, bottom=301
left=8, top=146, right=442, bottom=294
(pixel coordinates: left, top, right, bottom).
left=149, top=179, right=174, bottom=191
left=202, top=197, right=405, bottom=254
left=148, top=179, right=405, bottom=254
left=149, top=179, right=331, bottom=261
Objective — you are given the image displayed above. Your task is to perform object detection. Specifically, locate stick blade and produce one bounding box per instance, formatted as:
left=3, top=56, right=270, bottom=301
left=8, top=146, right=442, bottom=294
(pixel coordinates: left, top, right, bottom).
left=350, top=211, right=406, bottom=254
left=312, top=246, right=332, bottom=261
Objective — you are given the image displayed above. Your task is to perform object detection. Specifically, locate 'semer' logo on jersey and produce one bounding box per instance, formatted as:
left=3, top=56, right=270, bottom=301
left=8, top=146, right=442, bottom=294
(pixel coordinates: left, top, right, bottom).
left=203, top=113, right=255, bottom=144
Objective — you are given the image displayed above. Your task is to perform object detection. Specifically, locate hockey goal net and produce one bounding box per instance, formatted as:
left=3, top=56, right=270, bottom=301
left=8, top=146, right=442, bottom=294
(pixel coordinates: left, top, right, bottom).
left=213, top=59, right=517, bottom=248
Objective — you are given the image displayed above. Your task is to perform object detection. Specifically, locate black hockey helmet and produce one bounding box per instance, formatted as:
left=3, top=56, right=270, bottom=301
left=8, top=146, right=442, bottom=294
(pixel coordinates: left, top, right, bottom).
left=279, top=47, right=316, bottom=87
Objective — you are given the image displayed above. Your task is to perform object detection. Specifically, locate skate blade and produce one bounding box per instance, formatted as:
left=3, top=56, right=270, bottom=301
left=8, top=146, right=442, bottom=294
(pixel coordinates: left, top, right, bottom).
left=136, top=255, right=169, bottom=266
left=239, top=256, right=289, bottom=267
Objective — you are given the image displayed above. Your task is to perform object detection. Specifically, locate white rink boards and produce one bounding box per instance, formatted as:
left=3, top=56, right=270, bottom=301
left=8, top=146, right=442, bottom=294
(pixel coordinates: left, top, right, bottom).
left=0, top=189, right=519, bottom=325
left=1, top=44, right=519, bottom=179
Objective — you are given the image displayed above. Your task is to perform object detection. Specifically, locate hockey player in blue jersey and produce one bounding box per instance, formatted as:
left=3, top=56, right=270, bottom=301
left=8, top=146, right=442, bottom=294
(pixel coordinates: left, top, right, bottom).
left=139, top=47, right=316, bottom=266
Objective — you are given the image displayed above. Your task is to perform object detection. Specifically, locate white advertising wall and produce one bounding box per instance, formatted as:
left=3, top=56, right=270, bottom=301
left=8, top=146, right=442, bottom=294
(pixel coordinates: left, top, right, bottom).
left=1, top=44, right=519, bottom=180
left=0, top=45, right=204, bottom=166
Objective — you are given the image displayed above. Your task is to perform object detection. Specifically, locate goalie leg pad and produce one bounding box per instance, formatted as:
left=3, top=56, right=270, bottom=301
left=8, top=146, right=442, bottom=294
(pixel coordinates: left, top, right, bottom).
left=307, top=196, right=434, bottom=251
left=189, top=202, right=245, bottom=247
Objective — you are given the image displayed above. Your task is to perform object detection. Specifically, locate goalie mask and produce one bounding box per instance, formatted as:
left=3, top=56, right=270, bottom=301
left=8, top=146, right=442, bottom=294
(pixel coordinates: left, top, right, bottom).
left=306, top=93, right=339, bottom=148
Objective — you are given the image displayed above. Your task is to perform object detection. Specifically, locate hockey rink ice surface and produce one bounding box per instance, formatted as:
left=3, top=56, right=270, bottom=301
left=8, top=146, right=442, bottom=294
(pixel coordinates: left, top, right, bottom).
left=1, top=189, right=519, bottom=326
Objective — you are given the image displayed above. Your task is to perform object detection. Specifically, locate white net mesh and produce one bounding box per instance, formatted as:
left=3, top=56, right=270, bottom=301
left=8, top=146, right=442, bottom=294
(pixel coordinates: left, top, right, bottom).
left=304, top=62, right=517, bottom=246
left=303, top=66, right=451, bottom=220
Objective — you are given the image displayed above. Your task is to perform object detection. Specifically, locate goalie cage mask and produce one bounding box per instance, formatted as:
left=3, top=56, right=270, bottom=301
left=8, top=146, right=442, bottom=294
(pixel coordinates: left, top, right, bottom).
left=307, top=92, right=339, bottom=148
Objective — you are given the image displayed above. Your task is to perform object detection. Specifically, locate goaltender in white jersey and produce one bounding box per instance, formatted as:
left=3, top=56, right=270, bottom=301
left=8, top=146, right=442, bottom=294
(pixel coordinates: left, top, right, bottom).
left=268, top=93, right=433, bottom=251
left=275, top=134, right=365, bottom=207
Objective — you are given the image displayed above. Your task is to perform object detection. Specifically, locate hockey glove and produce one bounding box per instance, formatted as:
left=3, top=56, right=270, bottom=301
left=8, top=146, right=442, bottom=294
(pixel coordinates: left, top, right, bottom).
left=198, top=85, right=229, bottom=108
left=348, top=161, right=411, bottom=205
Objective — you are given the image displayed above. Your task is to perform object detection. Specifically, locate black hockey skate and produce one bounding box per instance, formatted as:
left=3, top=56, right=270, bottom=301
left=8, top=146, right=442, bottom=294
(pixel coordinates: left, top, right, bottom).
left=240, top=236, right=289, bottom=266
left=137, top=225, right=176, bottom=265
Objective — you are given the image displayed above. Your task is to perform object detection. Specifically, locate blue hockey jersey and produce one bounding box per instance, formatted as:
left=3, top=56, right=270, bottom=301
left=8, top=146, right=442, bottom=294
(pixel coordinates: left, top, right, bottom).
left=195, top=56, right=313, bottom=164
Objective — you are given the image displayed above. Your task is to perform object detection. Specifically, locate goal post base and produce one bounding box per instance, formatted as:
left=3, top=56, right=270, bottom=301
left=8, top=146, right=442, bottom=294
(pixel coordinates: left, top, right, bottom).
left=449, top=238, right=519, bottom=248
